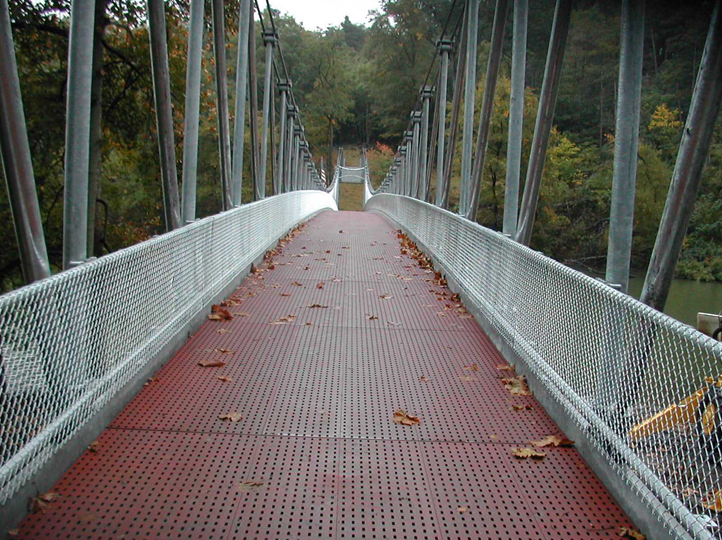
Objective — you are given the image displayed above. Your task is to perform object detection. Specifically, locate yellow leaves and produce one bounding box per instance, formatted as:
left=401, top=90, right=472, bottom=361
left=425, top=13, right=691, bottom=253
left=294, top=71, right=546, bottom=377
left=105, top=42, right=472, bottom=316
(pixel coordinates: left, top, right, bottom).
left=218, top=412, right=243, bottom=422
left=512, top=447, right=546, bottom=460
left=702, top=489, right=722, bottom=512
left=618, top=527, right=646, bottom=539
left=393, top=409, right=420, bottom=426
left=531, top=435, right=575, bottom=448
left=648, top=103, right=683, bottom=132
left=198, top=359, right=227, bottom=368
left=208, top=304, right=233, bottom=321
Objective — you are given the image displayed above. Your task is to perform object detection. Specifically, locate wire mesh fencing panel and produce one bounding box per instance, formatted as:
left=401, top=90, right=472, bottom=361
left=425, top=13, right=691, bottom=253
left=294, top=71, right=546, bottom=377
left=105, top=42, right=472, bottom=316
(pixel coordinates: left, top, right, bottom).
left=0, top=191, right=337, bottom=504
left=365, top=193, right=722, bottom=540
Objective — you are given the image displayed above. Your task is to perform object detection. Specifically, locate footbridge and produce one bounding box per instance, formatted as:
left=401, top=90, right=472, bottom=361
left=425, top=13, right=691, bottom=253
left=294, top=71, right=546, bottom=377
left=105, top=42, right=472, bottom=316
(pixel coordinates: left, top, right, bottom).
left=1, top=0, right=722, bottom=539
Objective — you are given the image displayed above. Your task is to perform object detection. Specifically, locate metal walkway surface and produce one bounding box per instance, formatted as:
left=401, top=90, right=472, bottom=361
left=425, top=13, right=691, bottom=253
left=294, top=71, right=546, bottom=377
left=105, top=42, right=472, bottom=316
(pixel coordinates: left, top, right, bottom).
left=15, top=211, right=633, bottom=539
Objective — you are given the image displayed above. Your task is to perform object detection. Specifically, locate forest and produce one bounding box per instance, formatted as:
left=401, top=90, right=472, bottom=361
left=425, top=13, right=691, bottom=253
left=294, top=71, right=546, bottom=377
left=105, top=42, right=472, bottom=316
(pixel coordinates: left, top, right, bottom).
left=1, top=0, right=721, bottom=291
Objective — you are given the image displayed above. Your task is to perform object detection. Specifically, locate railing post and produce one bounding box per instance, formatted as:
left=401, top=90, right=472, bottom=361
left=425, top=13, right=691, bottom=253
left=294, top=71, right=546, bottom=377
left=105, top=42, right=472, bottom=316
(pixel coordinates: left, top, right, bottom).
left=502, top=0, right=527, bottom=236
left=0, top=0, right=51, bottom=282
left=411, top=114, right=422, bottom=198
left=63, top=0, right=98, bottom=268
left=515, top=0, right=572, bottom=245
left=641, top=0, right=722, bottom=311
left=211, top=0, right=232, bottom=211
left=277, top=80, right=289, bottom=194
left=248, top=8, right=261, bottom=201
left=231, top=0, right=251, bottom=206
left=605, top=0, right=645, bottom=294
left=459, top=0, right=479, bottom=216
left=435, top=38, right=453, bottom=207
left=467, top=0, right=510, bottom=221
left=399, top=145, right=408, bottom=196
left=286, top=104, right=296, bottom=192
left=181, top=0, right=205, bottom=224
left=259, top=31, right=277, bottom=198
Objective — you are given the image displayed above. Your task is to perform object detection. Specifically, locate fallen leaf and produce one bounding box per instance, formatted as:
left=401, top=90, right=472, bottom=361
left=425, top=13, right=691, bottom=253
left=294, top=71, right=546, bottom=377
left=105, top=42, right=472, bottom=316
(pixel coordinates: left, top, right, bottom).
left=198, top=359, right=227, bottom=368
left=458, top=506, right=467, bottom=513
left=291, top=281, right=303, bottom=287
left=307, top=303, right=328, bottom=308
left=316, top=282, right=325, bottom=289
left=305, top=322, right=313, bottom=326
left=216, top=375, right=232, bottom=382
left=420, top=376, right=430, bottom=382
left=30, top=492, right=60, bottom=513
left=496, top=364, right=515, bottom=371
left=88, top=441, right=100, bottom=453
left=368, top=315, right=379, bottom=320
left=512, top=404, right=533, bottom=411
left=502, top=376, right=532, bottom=396
left=214, top=348, right=233, bottom=354
left=618, top=527, right=646, bottom=540
left=78, top=512, right=98, bottom=523
left=339, top=230, right=344, bottom=233
left=531, top=435, right=575, bottom=448
left=460, top=375, right=477, bottom=382
left=7, top=529, right=19, bottom=537
left=332, top=277, right=342, bottom=282
left=512, top=447, right=546, bottom=460
left=280, top=293, right=291, bottom=297
left=464, top=364, right=479, bottom=372
left=39, top=492, right=60, bottom=503
left=379, top=294, right=393, bottom=300
left=208, top=304, right=233, bottom=321
left=218, top=412, right=243, bottom=422
left=217, top=328, right=232, bottom=334
left=393, top=409, right=421, bottom=426
left=386, top=321, right=401, bottom=326
left=238, top=480, right=264, bottom=492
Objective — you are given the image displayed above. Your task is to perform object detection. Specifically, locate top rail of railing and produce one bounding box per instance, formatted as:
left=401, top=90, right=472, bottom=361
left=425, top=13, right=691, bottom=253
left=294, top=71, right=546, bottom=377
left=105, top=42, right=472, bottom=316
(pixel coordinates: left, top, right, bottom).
left=364, top=192, right=722, bottom=540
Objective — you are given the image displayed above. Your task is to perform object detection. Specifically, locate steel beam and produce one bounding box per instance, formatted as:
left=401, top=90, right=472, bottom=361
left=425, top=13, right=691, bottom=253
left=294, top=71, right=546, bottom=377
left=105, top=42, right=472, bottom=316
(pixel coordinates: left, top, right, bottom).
left=259, top=31, right=277, bottom=198
left=467, top=0, right=510, bottom=221
left=641, top=0, right=722, bottom=311
left=515, top=0, right=572, bottom=245
left=231, top=0, right=251, bottom=206
left=181, top=0, right=205, bottom=224
left=502, top=0, right=527, bottom=236
left=211, top=0, right=232, bottom=211
left=605, top=0, right=645, bottom=294
left=0, top=0, right=51, bottom=282
left=459, top=0, right=479, bottom=216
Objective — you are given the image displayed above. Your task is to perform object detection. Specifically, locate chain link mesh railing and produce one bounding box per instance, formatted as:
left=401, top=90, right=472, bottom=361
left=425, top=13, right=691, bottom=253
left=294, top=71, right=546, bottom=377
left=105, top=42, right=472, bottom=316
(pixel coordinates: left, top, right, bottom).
left=0, top=190, right=337, bottom=504
left=365, top=193, right=722, bottom=540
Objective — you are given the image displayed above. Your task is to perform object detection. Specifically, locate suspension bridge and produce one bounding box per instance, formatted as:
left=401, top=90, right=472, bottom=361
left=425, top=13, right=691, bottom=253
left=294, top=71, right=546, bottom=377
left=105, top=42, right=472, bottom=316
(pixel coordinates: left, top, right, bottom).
left=1, top=0, right=722, bottom=538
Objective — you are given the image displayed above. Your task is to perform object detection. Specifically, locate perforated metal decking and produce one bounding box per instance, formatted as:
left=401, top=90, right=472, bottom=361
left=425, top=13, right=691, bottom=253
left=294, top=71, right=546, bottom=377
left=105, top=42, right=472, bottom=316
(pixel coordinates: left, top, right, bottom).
left=16, top=211, right=633, bottom=539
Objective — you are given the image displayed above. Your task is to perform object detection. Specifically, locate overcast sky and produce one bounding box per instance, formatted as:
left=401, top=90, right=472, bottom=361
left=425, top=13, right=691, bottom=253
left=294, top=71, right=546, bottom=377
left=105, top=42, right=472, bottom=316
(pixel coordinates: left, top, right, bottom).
left=268, top=0, right=383, bottom=30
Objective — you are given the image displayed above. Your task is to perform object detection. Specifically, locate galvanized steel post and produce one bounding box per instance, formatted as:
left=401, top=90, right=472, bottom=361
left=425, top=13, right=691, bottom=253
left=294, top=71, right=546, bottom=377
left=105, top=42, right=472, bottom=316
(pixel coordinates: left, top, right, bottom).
left=436, top=38, right=453, bottom=206
left=502, top=0, right=528, bottom=236
left=419, top=86, right=433, bottom=201
left=605, top=0, right=645, bottom=294
left=0, top=0, right=51, bottom=282
left=259, top=31, right=277, bottom=198
left=641, top=0, right=722, bottom=311
left=181, top=0, right=205, bottom=224
left=516, top=0, right=572, bottom=245
left=277, top=80, right=289, bottom=194
left=411, top=115, right=422, bottom=198
left=211, top=0, right=232, bottom=211
left=459, top=0, right=479, bottom=216
left=231, top=0, right=251, bottom=206
left=467, top=0, right=510, bottom=222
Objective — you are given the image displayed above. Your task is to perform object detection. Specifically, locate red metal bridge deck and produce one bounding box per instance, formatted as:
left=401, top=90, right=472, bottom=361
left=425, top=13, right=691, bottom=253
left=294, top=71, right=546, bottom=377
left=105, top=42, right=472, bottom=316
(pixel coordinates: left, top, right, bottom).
left=15, top=211, right=633, bottom=539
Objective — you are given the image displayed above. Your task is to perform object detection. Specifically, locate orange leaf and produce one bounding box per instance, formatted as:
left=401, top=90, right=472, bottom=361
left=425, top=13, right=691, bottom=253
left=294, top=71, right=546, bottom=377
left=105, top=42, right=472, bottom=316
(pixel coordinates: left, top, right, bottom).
left=379, top=294, right=393, bottom=300
left=208, top=304, right=233, bottom=321
left=458, top=506, right=468, bottom=513
left=420, top=376, right=430, bottom=382
left=198, top=359, right=226, bottom=367
left=702, top=489, right=722, bottom=512
left=218, top=412, right=243, bottom=422
left=496, top=364, right=515, bottom=371
left=307, top=303, right=328, bottom=308
left=618, top=527, right=646, bottom=540
left=531, top=435, right=575, bottom=448
left=317, top=282, right=325, bottom=289
left=291, top=281, right=303, bottom=286
left=393, top=409, right=421, bottom=426
left=464, top=364, right=479, bottom=372
left=512, top=447, right=546, bottom=460
left=216, top=375, right=232, bottom=382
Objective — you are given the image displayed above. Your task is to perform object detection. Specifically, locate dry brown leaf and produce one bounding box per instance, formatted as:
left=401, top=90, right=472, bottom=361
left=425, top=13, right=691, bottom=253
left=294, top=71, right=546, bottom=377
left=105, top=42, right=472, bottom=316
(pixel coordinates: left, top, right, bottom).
left=280, top=293, right=291, bottom=297
left=238, top=480, right=264, bottom=492
left=512, top=447, right=546, bottom=460
left=218, top=412, right=243, bottom=422
left=702, top=489, right=722, bottom=511
left=217, top=329, right=232, bottom=334
left=198, top=359, right=226, bottom=368
left=305, top=322, right=313, bottom=326
left=208, top=304, right=233, bottom=321
left=460, top=375, right=477, bottom=382
left=339, top=230, right=344, bottom=233
left=464, top=364, right=479, bottom=372
left=420, top=376, right=430, bottom=382
left=88, top=441, right=100, bottom=453
left=368, top=315, right=379, bottom=320
left=393, top=409, right=421, bottom=426
left=496, top=364, right=515, bottom=371
left=308, top=303, right=328, bottom=309
left=512, top=404, right=533, bottom=411
left=386, top=321, right=401, bottom=327
left=7, top=529, right=20, bottom=537
left=216, top=375, right=232, bottom=382
left=316, top=282, right=325, bottom=289
left=531, top=435, right=575, bottom=448
left=618, top=527, right=646, bottom=540
left=458, top=506, right=468, bottom=514
left=291, top=281, right=303, bottom=286
left=214, top=348, right=233, bottom=354
left=502, top=376, right=532, bottom=396
left=379, top=294, right=393, bottom=300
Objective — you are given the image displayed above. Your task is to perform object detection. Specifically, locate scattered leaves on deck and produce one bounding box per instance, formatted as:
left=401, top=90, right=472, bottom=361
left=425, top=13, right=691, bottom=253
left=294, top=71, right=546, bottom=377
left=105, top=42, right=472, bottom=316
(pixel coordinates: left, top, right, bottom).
left=420, top=376, right=430, bottom=382
left=30, top=492, right=60, bottom=514
left=368, top=315, right=379, bottom=320
left=270, top=315, right=296, bottom=325
left=496, top=364, right=515, bottom=371
left=217, top=329, right=232, bottom=334
left=460, top=375, right=477, bottom=382
left=218, top=412, right=243, bottom=422
left=88, top=441, right=100, bottom=453
left=512, top=448, right=546, bottom=460
left=379, top=294, right=393, bottom=300
left=393, top=409, right=421, bottom=426
left=502, top=376, right=532, bottom=396
left=280, top=293, right=291, bottom=297
left=458, top=506, right=468, bottom=514
left=291, top=281, right=303, bottom=286
left=531, top=435, right=575, bottom=448
left=198, top=359, right=227, bottom=368
left=618, top=527, right=646, bottom=539
left=208, top=304, right=233, bottom=321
